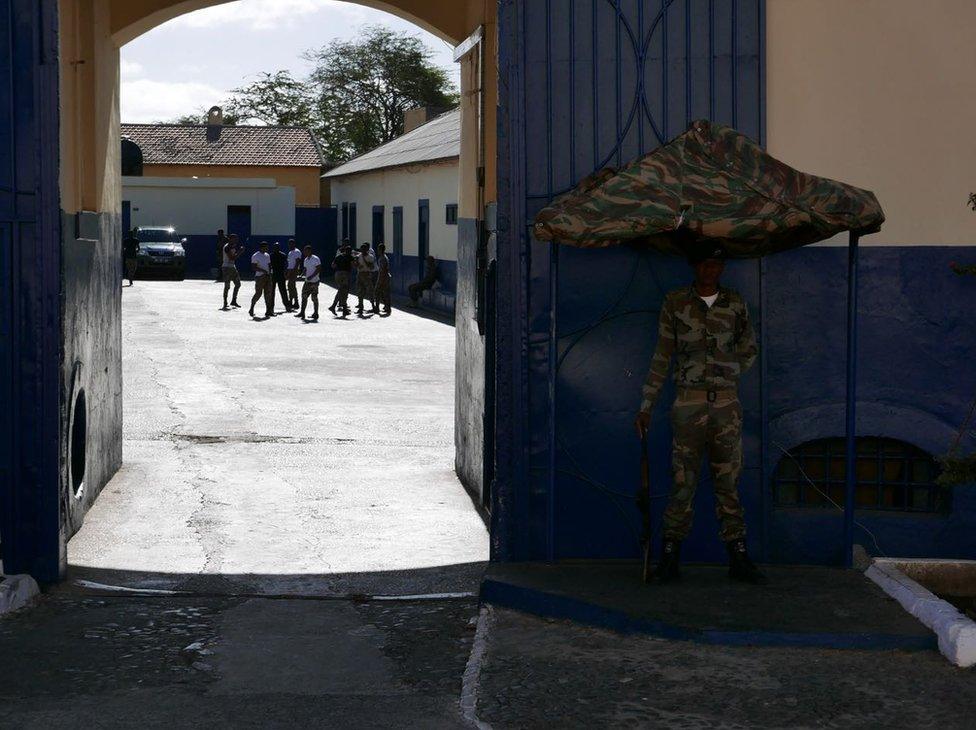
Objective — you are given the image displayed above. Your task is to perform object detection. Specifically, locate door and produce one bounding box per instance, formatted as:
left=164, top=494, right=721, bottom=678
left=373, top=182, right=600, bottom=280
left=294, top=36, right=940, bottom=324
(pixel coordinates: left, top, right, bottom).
left=341, top=202, right=348, bottom=241
left=0, top=0, right=62, bottom=580
left=392, top=206, right=403, bottom=293
left=226, top=205, right=251, bottom=272
left=348, top=203, right=357, bottom=244
left=417, top=199, right=429, bottom=281
left=371, top=205, right=384, bottom=246
left=227, top=205, right=251, bottom=243
left=122, top=201, right=132, bottom=235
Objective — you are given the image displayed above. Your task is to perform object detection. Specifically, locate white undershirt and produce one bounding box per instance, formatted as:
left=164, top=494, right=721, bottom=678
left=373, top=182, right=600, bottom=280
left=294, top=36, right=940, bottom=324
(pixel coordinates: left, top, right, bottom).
left=251, top=251, right=271, bottom=277
left=700, top=293, right=719, bottom=308
left=303, top=254, right=322, bottom=283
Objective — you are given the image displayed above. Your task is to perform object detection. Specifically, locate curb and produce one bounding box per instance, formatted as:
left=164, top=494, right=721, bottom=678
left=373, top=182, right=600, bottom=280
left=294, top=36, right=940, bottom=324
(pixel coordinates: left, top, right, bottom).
left=866, top=561, right=976, bottom=668
left=481, top=578, right=937, bottom=652
left=0, top=575, right=40, bottom=616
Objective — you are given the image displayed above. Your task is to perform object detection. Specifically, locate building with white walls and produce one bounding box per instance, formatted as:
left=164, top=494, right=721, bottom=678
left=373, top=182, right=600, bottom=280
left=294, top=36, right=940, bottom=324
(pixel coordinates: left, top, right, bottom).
left=121, top=115, right=335, bottom=277
left=121, top=176, right=298, bottom=275
left=324, top=108, right=460, bottom=312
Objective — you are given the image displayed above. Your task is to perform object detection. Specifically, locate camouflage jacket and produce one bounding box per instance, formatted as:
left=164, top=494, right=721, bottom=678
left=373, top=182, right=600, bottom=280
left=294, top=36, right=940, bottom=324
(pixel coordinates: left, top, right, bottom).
left=640, top=286, right=757, bottom=413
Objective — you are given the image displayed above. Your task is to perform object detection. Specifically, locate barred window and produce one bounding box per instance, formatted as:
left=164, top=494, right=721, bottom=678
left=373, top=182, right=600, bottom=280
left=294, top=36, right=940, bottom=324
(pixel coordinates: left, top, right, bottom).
left=445, top=204, right=458, bottom=225
left=774, top=437, right=946, bottom=513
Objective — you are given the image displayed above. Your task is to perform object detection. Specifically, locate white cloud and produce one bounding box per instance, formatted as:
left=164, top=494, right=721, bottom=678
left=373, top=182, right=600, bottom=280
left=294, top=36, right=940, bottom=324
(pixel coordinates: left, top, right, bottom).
left=120, top=59, right=144, bottom=78
left=169, top=0, right=367, bottom=31
left=122, top=78, right=228, bottom=123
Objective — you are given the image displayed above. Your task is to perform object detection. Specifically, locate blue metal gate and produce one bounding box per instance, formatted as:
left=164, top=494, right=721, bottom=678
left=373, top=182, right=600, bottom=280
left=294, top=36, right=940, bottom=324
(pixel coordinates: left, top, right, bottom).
left=0, top=0, right=63, bottom=579
left=495, top=0, right=765, bottom=562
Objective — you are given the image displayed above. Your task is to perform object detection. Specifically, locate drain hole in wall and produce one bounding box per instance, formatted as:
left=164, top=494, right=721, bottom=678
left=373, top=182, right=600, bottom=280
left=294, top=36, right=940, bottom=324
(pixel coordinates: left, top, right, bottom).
left=71, top=390, right=87, bottom=497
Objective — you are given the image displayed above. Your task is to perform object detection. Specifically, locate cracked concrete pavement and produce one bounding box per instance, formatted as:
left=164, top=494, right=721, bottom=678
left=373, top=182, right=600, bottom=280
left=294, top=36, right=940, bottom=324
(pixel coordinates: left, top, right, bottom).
left=68, top=281, right=488, bottom=595
left=0, top=281, right=488, bottom=728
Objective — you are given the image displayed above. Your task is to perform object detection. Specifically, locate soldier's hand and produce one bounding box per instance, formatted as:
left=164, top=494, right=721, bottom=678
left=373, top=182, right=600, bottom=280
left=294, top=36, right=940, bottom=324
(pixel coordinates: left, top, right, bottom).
left=634, top=411, right=650, bottom=438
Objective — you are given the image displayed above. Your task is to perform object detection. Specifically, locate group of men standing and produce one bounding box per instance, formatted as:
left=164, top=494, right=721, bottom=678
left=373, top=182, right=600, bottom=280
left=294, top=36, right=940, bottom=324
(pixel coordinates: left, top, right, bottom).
left=328, top=239, right=393, bottom=317
left=218, top=233, right=394, bottom=322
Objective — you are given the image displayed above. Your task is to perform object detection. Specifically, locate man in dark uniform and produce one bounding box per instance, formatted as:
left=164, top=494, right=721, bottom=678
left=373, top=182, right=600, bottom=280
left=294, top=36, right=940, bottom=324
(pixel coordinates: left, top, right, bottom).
left=214, top=228, right=227, bottom=282
left=635, top=242, right=767, bottom=585
left=329, top=242, right=353, bottom=316
left=123, top=227, right=140, bottom=286
left=269, top=242, right=290, bottom=313
left=408, top=255, right=438, bottom=306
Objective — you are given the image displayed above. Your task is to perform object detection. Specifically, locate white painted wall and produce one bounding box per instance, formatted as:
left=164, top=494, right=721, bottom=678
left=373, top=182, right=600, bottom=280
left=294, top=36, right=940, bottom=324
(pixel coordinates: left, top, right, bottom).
left=328, top=160, right=459, bottom=261
left=767, top=0, right=976, bottom=246
left=122, top=176, right=296, bottom=235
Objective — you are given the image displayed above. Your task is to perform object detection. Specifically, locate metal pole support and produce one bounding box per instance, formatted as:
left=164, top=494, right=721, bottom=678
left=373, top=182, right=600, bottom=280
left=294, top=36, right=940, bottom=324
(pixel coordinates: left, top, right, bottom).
left=843, top=231, right=861, bottom=567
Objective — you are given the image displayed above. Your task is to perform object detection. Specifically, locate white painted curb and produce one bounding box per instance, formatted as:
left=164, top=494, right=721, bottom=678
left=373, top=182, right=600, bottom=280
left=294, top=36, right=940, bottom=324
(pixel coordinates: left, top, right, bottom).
left=866, top=561, right=976, bottom=668
left=0, top=575, right=40, bottom=616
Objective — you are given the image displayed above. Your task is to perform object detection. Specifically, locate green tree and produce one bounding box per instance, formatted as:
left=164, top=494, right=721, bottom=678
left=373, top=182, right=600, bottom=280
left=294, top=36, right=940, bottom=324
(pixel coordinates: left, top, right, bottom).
left=305, top=25, right=457, bottom=162
left=167, top=110, right=241, bottom=126
left=224, top=70, right=314, bottom=128
left=166, top=26, right=456, bottom=163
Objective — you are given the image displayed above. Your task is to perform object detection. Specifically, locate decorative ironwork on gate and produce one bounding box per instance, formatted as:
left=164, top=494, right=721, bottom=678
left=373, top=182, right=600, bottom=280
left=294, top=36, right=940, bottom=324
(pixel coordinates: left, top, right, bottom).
left=498, top=0, right=764, bottom=561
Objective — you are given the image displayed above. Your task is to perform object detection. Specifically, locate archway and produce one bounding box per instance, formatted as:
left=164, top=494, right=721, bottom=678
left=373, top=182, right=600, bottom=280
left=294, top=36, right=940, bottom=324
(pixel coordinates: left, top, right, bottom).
left=0, top=0, right=497, bottom=583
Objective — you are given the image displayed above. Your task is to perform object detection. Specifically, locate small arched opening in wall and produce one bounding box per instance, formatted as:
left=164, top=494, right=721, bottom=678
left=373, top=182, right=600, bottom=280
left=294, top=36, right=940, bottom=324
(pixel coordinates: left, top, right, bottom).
left=70, top=389, right=88, bottom=499
left=773, top=436, right=947, bottom=514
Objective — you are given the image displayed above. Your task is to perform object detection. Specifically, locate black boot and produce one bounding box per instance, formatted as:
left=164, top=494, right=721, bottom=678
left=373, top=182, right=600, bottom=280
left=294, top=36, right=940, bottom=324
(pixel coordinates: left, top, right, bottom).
left=726, top=539, right=769, bottom=585
left=652, top=540, right=681, bottom=584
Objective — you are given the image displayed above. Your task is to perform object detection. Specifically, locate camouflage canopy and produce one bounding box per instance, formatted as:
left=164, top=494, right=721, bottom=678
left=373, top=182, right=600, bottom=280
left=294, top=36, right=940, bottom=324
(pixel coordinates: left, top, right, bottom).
left=533, top=120, right=885, bottom=257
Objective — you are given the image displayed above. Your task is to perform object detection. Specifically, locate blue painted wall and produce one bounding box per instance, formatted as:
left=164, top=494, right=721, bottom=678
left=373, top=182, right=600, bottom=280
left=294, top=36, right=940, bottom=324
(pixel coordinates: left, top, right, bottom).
left=496, top=0, right=766, bottom=563
left=764, top=246, right=976, bottom=564
left=0, top=0, right=64, bottom=580
left=495, top=0, right=976, bottom=566
left=168, top=207, right=337, bottom=279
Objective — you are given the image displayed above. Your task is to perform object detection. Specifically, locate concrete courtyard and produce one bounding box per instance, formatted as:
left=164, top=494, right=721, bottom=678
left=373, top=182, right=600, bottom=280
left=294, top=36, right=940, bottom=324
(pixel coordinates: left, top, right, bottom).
left=69, top=280, right=488, bottom=595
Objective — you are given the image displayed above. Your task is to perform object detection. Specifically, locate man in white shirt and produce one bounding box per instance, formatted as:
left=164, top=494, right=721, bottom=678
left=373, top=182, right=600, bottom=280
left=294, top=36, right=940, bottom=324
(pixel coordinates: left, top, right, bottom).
left=298, top=244, right=322, bottom=321
left=249, top=241, right=273, bottom=319
left=286, top=239, right=302, bottom=310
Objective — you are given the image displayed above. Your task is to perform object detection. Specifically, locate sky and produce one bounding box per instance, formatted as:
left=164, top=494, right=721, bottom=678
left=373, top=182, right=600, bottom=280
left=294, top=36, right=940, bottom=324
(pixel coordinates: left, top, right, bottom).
left=120, top=0, right=459, bottom=124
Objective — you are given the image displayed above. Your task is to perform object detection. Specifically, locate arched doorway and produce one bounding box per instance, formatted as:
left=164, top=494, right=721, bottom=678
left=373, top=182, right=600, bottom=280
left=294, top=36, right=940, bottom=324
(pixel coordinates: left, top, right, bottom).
left=0, top=0, right=497, bottom=582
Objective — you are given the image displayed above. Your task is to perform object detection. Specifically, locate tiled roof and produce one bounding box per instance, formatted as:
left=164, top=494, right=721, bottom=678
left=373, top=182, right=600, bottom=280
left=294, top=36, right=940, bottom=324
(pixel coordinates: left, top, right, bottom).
left=323, top=108, right=459, bottom=178
left=120, top=123, right=324, bottom=167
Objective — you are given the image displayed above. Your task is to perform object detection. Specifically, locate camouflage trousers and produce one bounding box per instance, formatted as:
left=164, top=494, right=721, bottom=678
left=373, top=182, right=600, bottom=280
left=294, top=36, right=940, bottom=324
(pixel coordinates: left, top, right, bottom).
left=663, top=388, right=746, bottom=542
left=356, top=271, right=375, bottom=303
left=374, top=274, right=391, bottom=310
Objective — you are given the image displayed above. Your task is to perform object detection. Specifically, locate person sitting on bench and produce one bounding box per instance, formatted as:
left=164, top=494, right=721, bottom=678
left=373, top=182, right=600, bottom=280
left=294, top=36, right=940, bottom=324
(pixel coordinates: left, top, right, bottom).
left=408, top=255, right=439, bottom=306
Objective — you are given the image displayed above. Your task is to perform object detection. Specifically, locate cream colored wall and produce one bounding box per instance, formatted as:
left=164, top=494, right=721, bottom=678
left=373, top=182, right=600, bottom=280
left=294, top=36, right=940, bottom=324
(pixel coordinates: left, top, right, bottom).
left=767, top=0, right=976, bottom=246
left=143, top=164, right=323, bottom=207
left=60, top=0, right=120, bottom=215
left=456, top=1, right=497, bottom=219
left=329, top=160, right=460, bottom=261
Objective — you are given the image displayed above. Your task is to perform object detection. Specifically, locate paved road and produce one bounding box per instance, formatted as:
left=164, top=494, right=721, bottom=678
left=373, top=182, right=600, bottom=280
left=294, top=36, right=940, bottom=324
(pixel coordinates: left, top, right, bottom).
left=476, top=607, right=976, bottom=728
left=0, top=281, right=487, bottom=726
left=68, top=280, right=488, bottom=596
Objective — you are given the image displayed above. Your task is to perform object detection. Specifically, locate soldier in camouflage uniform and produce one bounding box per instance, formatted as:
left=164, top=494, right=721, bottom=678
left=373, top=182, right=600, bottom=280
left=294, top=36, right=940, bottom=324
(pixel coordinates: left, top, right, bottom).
left=635, top=242, right=767, bottom=585
left=373, top=243, right=392, bottom=315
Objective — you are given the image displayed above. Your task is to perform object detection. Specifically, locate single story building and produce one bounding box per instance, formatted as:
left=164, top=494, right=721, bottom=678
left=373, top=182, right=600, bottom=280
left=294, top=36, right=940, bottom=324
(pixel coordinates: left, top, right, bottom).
left=324, top=108, right=460, bottom=313
left=121, top=108, right=335, bottom=277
